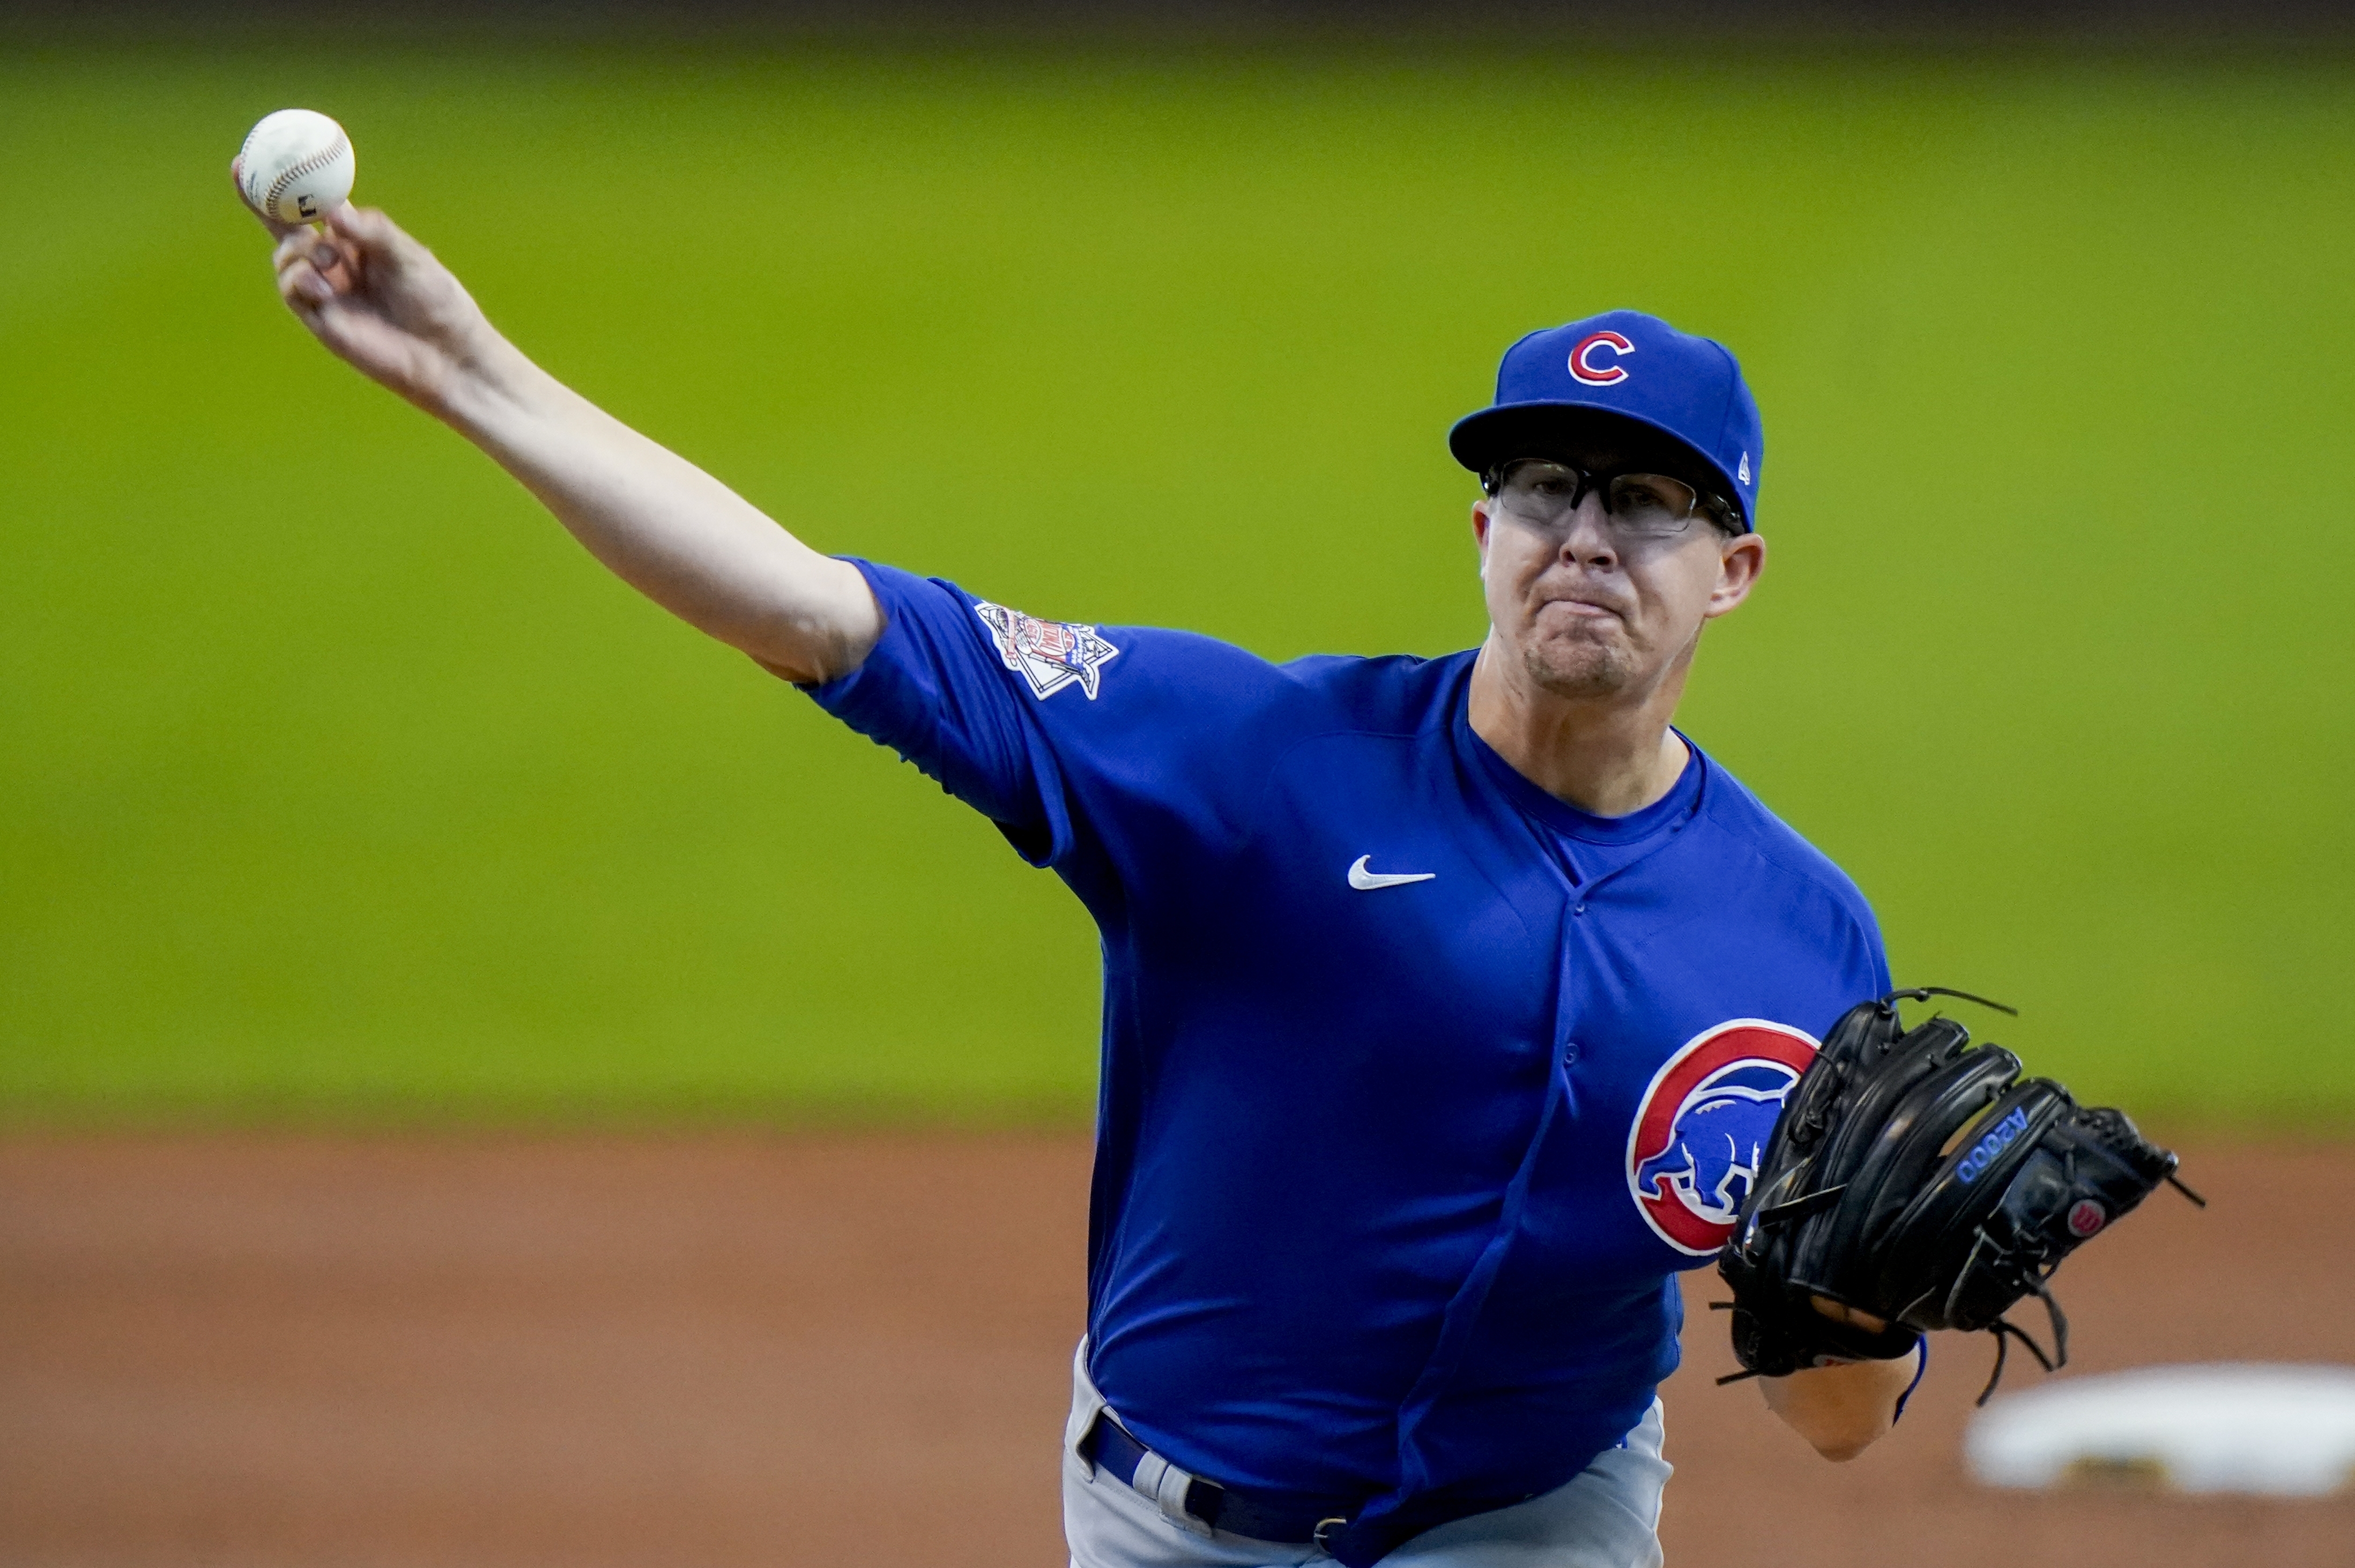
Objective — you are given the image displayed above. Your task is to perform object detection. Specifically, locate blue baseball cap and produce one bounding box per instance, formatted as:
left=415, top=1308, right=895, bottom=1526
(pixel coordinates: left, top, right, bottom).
left=1448, top=309, right=1763, bottom=531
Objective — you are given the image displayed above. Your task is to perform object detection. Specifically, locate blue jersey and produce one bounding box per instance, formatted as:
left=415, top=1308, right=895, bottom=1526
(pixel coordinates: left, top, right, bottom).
left=806, top=562, right=1889, bottom=1564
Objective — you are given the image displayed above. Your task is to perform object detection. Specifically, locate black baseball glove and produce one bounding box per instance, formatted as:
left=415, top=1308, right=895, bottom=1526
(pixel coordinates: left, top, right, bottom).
left=1717, top=988, right=2202, bottom=1403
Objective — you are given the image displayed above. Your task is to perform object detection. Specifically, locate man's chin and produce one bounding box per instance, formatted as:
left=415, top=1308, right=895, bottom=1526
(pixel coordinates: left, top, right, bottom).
left=1520, top=638, right=1635, bottom=700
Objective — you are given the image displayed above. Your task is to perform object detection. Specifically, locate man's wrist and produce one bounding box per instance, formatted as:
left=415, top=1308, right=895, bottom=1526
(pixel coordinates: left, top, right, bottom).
left=436, top=332, right=555, bottom=439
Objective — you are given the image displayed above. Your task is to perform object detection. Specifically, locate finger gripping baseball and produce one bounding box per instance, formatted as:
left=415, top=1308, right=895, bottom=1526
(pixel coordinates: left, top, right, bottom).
left=1717, top=989, right=2196, bottom=1404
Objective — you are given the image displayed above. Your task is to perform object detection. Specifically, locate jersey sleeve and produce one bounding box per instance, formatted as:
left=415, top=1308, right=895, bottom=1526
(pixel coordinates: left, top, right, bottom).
left=806, top=559, right=1393, bottom=930
left=1837, top=893, right=1895, bottom=1012
left=800, top=560, right=1076, bottom=867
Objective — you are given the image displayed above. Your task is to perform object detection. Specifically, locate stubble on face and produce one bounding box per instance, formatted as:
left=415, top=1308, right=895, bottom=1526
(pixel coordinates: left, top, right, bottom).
left=1518, top=605, right=1640, bottom=700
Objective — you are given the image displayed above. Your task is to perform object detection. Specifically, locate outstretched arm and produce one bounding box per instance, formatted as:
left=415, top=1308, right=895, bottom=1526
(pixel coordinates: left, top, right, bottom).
left=249, top=190, right=881, bottom=684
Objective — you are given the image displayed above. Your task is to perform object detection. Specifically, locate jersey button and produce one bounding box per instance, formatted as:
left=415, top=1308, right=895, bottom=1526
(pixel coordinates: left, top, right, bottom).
left=1572, top=903, right=1587, bottom=916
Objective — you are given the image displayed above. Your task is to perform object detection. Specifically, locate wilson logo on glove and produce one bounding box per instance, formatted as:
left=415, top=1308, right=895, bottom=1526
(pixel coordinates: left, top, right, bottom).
left=2066, top=1199, right=2109, bottom=1238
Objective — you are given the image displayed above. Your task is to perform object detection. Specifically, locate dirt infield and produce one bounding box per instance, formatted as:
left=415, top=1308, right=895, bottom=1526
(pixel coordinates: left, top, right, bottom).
left=3, top=1135, right=2349, bottom=1567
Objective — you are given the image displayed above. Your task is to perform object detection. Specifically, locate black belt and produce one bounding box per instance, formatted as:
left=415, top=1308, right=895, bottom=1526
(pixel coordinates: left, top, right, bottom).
left=1080, top=1410, right=1353, bottom=1547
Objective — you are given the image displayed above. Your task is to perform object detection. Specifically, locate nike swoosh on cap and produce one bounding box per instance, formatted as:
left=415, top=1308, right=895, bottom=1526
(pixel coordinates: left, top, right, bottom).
left=1348, top=854, right=1437, bottom=890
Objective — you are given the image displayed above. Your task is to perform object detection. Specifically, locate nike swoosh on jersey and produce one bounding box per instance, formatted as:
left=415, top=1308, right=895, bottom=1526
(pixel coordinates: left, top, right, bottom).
left=1347, top=854, right=1438, bottom=890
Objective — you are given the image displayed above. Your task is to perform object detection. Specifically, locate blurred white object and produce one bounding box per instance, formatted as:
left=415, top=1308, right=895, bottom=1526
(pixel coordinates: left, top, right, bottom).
left=236, top=109, right=355, bottom=226
left=1966, top=1363, right=2355, bottom=1495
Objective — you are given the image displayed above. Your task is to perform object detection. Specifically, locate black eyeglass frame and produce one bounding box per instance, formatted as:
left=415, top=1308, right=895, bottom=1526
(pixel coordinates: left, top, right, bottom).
left=1479, top=456, right=1744, bottom=537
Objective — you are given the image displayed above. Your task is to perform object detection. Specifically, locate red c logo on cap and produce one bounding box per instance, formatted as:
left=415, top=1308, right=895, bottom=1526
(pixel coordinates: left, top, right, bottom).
left=1569, top=330, right=1636, bottom=387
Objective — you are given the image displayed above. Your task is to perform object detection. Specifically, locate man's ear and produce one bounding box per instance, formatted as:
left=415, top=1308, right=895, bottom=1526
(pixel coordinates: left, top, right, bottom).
left=1704, top=531, right=1768, bottom=619
left=1471, top=500, right=1494, bottom=581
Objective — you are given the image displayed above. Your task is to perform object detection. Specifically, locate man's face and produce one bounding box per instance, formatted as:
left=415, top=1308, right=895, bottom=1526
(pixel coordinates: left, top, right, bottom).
left=1472, top=444, right=1766, bottom=704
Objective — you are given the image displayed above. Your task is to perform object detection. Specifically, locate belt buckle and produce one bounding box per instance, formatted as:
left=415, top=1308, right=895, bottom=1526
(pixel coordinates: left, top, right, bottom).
left=1312, top=1516, right=1347, bottom=1551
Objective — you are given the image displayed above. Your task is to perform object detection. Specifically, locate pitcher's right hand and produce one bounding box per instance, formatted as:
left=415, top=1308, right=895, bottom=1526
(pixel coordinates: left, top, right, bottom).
left=236, top=167, right=510, bottom=422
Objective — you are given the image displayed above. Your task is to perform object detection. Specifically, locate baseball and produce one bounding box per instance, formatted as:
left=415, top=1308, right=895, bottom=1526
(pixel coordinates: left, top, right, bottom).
left=236, top=109, right=355, bottom=226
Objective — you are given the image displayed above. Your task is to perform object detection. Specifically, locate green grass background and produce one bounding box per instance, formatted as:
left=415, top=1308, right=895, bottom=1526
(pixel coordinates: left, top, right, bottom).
left=3, top=46, right=2349, bottom=1127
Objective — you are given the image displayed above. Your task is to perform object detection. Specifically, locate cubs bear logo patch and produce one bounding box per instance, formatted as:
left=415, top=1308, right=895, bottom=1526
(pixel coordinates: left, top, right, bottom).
left=973, top=601, right=1120, bottom=701
left=1625, top=1019, right=1819, bottom=1256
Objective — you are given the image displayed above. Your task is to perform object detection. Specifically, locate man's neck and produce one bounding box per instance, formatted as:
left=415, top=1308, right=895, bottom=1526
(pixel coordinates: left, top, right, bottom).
left=1466, top=636, right=1692, bottom=817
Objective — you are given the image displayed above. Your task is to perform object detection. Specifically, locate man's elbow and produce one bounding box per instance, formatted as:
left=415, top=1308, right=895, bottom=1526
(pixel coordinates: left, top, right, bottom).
left=1758, top=1351, right=1914, bottom=1461
left=1770, top=1392, right=1894, bottom=1461
left=1800, top=1423, right=1886, bottom=1463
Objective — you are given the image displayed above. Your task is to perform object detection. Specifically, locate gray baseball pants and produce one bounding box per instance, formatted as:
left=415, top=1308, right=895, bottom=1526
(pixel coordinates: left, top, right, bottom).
left=1062, top=1343, right=1670, bottom=1568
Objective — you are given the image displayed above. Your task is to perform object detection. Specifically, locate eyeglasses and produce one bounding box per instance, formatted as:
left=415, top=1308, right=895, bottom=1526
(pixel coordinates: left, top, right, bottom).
left=1483, top=457, right=1738, bottom=539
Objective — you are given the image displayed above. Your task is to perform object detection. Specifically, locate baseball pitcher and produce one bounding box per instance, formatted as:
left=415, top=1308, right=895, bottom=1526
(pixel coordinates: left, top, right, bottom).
left=245, top=193, right=2183, bottom=1567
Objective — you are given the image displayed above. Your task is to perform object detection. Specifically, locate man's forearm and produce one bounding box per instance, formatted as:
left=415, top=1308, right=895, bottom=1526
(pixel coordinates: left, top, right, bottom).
left=257, top=204, right=881, bottom=685
left=439, top=342, right=880, bottom=683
